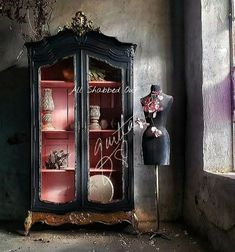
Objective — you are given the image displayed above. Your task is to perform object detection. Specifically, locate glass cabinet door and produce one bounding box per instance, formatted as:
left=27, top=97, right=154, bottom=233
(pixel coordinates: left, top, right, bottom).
left=29, top=31, right=135, bottom=215
left=86, top=56, right=127, bottom=205
left=38, top=56, right=77, bottom=204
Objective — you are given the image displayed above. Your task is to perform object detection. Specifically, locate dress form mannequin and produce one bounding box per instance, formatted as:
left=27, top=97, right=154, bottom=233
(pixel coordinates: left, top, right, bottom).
left=140, top=84, right=173, bottom=238
left=140, top=84, right=173, bottom=165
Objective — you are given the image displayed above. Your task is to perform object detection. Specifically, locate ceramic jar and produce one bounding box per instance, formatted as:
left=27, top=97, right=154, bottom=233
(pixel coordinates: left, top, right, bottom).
left=41, top=88, right=55, bottom=130
left=100, top=119, right=109, bottom=130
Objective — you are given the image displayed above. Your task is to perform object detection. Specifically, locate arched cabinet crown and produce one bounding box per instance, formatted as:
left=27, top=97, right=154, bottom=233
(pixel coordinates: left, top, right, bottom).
left=26, top=30, right=136, bottom=64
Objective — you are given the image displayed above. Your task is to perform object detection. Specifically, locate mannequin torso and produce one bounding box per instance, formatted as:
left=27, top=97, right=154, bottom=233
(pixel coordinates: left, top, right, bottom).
left=140, top=86, right=173, bottom=165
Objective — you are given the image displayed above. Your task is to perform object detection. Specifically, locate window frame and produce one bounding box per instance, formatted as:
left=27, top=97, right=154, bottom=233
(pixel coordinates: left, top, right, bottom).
left=230, top=0, right=235, bottom=171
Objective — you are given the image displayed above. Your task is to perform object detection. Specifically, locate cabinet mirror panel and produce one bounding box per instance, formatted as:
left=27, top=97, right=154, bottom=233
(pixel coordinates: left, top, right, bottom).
left=39, top=56, right=76, bottom=204
left=87, top=57, right=125, bottom=204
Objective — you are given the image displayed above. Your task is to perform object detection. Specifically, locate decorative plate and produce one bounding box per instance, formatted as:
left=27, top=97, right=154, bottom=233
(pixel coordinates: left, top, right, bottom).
left=88, top=175, right=114, bottom=203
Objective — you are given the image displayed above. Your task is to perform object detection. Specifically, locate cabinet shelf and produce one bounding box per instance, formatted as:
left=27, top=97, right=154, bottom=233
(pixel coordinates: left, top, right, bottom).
left=42, top=130, right=74, bottom=134
left=89, top=81, right=121, bottom=88
left=41, top=168, right=75, bottom=172
left=41, top=80, right=74, bottom=88
left=41, top=80, right=121, bottom=88
left=89, top=129, right=116, bottom=133
left=41, top=168, right=120, bottom=172
left=90, top=168, right=119, bottom=172
left=42, top=130, right=116, bottom=134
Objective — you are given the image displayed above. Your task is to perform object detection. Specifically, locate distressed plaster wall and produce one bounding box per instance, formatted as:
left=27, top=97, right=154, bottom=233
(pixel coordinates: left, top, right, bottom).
left=0, top=0, right=185, bottom=229
left=202, top=0, right=232, bottom=173
left=184, top=0, right=235, bottom=251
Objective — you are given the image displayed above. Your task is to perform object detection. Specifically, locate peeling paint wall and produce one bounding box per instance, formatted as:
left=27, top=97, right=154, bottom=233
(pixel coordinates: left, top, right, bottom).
left=184, top=0, right=235, bottom=251
left=0, top=0, right=185, bottom=229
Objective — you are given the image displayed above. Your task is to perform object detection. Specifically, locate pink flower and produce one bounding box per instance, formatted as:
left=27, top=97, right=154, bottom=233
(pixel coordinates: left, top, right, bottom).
left=151, top=127, right=162, bottom=138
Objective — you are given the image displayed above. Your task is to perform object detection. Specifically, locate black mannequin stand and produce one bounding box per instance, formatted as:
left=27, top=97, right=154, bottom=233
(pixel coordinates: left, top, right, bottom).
left=139, top=84, right=173, bottom=240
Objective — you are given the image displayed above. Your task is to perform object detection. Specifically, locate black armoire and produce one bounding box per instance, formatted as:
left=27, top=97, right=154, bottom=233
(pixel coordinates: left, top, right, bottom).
left=24, top=14, right=137, bottom=234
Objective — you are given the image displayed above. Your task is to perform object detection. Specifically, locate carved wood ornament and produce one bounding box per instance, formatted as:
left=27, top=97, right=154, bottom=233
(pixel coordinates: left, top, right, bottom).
left=58, top=11, right=100, bottom=36
left=24, top=211, right=138, bottom=235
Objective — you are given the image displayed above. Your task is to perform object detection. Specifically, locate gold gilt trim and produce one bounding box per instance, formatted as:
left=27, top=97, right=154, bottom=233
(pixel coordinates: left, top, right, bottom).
left=58, top=11, right=100, bottom=36
left=24, top=210, right=138, bottom=235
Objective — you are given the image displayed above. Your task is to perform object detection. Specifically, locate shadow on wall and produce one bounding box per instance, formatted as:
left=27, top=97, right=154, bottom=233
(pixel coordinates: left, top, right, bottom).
left=0, top=66, right=30, bottom=220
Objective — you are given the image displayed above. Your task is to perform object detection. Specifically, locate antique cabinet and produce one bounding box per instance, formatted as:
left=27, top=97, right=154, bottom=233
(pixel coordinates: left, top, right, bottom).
left=24, top=16, right=137, bottom=234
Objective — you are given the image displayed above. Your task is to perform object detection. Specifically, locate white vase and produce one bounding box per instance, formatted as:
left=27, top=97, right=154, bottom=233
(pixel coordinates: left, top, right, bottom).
left=41, top=88, right=55, bottom=130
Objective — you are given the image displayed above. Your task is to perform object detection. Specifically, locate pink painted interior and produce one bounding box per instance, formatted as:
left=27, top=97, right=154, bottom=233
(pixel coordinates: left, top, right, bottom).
left=39, top=56, right=124, bottom=203
left=89, top=131, right=123, bottom=200
left=45, top=87, right=74, bottom=130
left=88, top=77, right=123, bottom=201
left=41, top=171, right=75, bottom=203
left=90, top=92, right=122, bottom=109
left=41, top=136, right=75, bottom=168
left=41, top=80, right=74, bottom=88
left=41, top=57, right=73, bottom=81
left=89, top=131, right=122, bottom=170
left=40, top=57, right=76, bottom=204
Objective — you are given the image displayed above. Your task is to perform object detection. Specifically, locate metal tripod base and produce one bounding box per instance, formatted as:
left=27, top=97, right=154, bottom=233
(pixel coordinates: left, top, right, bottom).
left=149, top=231, right=170, bottom=240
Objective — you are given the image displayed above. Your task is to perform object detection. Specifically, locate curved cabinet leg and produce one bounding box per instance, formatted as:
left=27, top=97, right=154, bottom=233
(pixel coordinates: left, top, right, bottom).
left=24, top=211, right=33, bottom=236
left=132, top=211, right=139, bottom=232
left=23, top=210, right=138, bottom=235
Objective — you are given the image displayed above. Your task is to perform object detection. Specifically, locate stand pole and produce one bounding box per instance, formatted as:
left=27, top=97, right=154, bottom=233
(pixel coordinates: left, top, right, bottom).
left=149, top=165, right=170, bottom=240
left=155, top=165, right=160, bottom=230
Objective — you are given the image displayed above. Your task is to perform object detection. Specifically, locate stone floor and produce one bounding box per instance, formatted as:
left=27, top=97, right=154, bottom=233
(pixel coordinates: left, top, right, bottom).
left=0, top=222, right=214, bottom=252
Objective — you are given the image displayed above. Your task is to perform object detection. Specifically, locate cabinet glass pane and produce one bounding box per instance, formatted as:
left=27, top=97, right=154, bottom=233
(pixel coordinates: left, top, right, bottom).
left=88, top=57, right=124, bottom=204
left=39, top=56, right=76, bottom=204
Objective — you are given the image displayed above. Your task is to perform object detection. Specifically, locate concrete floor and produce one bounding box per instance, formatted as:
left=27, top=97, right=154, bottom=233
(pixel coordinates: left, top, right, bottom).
left=0, top=222, right=213, bottom=252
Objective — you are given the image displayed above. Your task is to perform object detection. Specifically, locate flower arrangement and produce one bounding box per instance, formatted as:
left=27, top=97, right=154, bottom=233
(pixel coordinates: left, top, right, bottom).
left=137, top=91, right=164, bottom=138
left=142, top=92, right=164, bottom=117
left=45, top=150, right=69, bottom=170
